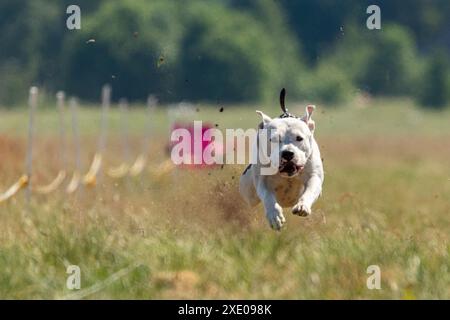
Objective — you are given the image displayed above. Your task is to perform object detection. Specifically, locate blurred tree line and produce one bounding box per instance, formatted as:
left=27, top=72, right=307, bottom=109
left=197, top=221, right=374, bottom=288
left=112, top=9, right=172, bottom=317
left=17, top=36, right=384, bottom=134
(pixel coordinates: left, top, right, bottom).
left=0, top=0, right=449, bottom=108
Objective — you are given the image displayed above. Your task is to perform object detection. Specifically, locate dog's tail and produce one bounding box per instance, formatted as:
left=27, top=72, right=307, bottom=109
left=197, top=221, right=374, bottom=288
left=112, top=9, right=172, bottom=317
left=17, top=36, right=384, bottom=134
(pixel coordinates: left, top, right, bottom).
left=279, top=88, right=287, bottom=113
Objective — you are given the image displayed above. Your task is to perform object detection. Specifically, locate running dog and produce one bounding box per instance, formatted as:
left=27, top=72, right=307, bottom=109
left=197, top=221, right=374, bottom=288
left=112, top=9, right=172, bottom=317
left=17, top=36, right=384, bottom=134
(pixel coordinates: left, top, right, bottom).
left=239, top=89, right=324, bottom=230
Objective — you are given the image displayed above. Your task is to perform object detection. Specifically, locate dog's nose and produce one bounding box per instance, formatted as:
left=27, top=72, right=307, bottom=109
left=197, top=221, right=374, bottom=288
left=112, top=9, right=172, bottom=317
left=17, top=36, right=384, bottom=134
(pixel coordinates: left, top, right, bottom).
left=281, top=150, right=294, bottom=161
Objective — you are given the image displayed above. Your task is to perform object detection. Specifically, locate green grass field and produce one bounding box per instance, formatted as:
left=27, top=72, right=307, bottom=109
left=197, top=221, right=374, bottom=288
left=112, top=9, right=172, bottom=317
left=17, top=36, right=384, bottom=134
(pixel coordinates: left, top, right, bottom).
left=0, top=98, right=449, bottom=299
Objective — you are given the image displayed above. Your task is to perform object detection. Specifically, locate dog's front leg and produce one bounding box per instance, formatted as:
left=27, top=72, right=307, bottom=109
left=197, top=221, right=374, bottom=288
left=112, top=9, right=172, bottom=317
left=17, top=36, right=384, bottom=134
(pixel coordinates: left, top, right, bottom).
left=256, top=178, right=285, bottom=230
left=292, top=174, right=322, bottom=217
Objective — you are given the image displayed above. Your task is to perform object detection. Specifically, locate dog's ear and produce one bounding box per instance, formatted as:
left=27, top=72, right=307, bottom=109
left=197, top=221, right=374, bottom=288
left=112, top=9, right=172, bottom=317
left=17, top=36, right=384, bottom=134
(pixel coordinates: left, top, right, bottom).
left=256, top=110, right=272, bottom=127
left=305, top=105, right=315, bottom=120
left=301, top=105, right=316, bottom=133
left=307, top=119, right=315, bottom=133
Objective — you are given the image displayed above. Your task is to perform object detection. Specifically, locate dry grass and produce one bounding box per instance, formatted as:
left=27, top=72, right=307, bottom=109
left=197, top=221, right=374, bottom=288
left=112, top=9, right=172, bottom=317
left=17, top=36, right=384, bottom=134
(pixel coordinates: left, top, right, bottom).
left=0, top=99, right=449, bottom=299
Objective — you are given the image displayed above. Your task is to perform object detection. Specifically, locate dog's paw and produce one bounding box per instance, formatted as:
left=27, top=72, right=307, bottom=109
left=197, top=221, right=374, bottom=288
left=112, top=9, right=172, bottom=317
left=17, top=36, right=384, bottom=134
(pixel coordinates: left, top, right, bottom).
left=266, top=204, right=286, bottom=231
left=292, top=201, right=311, bottom=217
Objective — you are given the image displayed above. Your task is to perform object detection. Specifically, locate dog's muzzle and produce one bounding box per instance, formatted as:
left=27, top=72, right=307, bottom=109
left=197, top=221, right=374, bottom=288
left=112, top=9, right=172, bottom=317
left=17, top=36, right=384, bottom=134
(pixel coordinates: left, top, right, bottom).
left=279, top=152, right=304, bottom=177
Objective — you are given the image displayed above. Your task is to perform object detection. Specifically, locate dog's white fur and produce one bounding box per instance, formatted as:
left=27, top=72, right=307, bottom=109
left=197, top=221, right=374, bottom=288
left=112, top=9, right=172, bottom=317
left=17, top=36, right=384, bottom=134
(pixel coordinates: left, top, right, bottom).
left=239, top=106, right=324, bottom=230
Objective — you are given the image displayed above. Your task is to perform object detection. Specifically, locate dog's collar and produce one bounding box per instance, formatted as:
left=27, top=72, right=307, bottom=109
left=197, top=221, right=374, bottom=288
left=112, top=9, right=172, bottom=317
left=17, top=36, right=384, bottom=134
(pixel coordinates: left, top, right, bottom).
left=279, top=112, right=298, bottom=119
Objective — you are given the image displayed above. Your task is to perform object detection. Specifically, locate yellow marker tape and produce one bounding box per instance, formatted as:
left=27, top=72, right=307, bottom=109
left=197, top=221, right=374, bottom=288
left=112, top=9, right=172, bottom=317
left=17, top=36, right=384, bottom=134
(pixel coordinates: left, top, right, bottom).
left=129, top=154, right=147, bottom=177
left=34, top=171, right=66, bottom=194
left=66, top=171, right=81, bottom=194
left=0, top=175, right=29, bottom=204
left=107, top=163, right=129, bottom=178
left=148, top=159, right=175, bottom=178
left=83, top=153, right=102, bottom=186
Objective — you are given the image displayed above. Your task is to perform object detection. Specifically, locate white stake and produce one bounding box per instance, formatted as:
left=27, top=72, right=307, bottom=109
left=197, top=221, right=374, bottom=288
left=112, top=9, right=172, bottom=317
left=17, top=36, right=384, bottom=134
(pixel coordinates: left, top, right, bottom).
left=70, top=98, right=81, bottom=178
left=119, top=98, right=131, bottom=164
left=144, top=95, right=157, bottom=152
left=25, top=86, right=38, bottom=204
left=99, top=84, right=111, bottom=154
left=128, top=95, right=156, bottom=177
left=56, top=91, right=67, bottom=170
left=65, top=97, right=82, bottom=195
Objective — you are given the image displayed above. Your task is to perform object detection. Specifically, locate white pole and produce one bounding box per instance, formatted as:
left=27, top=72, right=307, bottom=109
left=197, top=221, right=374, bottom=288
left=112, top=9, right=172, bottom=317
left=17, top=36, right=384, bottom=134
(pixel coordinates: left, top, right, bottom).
left=96, top=84, right=111, bottom=185
left=56, top=91, right=67, bottom=170
left=99, top=84, right=111, bottom=154
left=65, top=97, right=82, bottom=196
left=144, top=95, right=157, bottom=153
left=69, top=97, right=83, bottom=231
left=25, top=87, right=38, bottom=205
left=119, top=98, right=131, bottom=164
left=70, top=98, right=81, bottom=178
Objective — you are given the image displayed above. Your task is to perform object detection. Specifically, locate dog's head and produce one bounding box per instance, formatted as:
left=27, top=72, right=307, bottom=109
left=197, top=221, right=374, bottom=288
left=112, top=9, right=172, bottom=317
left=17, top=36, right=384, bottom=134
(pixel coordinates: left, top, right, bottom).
left=256, top=89, right=316, bottom=178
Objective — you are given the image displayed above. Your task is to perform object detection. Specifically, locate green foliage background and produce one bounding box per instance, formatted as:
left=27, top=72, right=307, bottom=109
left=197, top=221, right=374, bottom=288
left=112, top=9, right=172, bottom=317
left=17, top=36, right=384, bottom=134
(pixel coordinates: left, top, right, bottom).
left=0, top=0, right=449, bottom=107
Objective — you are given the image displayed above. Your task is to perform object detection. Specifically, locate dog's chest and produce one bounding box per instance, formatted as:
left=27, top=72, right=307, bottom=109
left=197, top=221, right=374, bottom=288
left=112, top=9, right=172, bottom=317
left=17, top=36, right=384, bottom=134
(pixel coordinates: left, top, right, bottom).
left=268, top=175, right=305, bottom=207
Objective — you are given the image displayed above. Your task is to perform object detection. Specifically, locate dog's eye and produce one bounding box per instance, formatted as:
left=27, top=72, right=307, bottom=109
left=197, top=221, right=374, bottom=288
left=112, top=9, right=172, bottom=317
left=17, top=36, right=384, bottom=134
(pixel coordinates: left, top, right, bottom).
left=296, top=136, right=303, bottom=142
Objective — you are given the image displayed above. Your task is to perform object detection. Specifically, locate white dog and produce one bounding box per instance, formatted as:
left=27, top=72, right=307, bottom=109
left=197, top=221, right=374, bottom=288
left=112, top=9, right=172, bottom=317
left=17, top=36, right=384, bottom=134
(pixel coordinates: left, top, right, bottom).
left=239, top=89, right=324, bottom=230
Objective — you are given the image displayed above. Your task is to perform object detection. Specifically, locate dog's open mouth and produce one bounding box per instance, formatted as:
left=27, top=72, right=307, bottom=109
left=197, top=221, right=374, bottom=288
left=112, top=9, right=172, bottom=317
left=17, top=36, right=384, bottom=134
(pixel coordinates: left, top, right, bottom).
left=279, top=161, right=304, bottom=176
